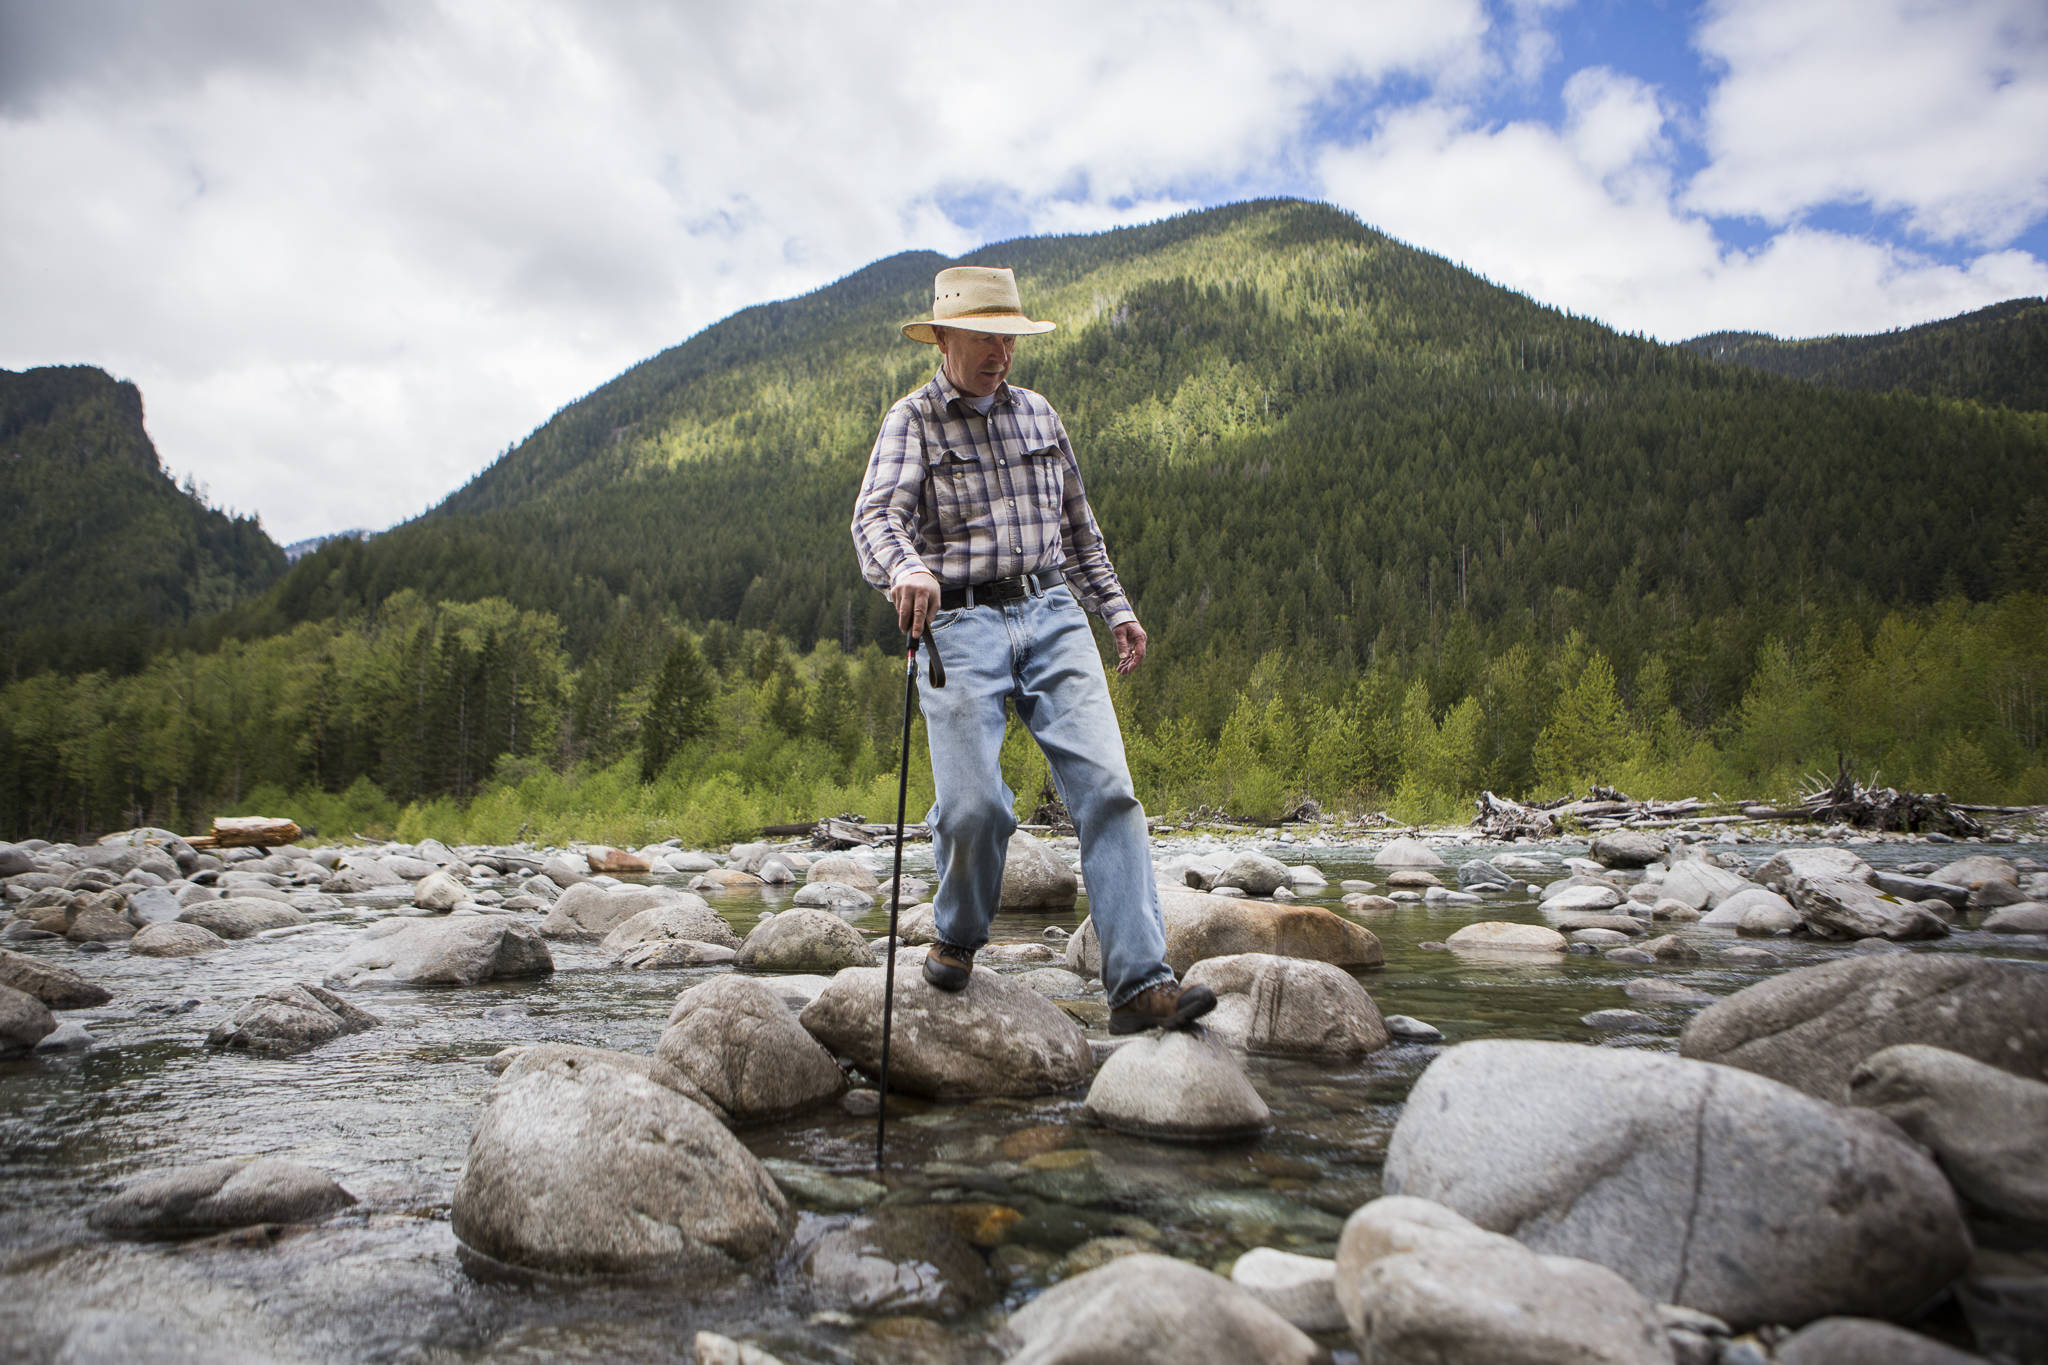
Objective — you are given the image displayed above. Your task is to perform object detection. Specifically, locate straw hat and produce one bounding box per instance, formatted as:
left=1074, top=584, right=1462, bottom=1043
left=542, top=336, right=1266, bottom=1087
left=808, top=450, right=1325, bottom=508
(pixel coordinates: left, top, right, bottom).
left=901, top=266, right=1057, bottom=344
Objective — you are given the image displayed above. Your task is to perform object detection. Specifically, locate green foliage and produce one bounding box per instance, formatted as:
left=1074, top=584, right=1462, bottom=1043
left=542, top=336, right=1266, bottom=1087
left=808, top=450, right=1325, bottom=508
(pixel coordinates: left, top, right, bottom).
left=640, top=631, right=714, bottom=781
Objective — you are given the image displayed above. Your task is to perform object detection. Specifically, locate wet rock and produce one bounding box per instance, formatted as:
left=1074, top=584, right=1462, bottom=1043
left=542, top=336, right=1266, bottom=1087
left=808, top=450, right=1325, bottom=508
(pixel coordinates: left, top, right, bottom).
left=1374, top=838, right=1446, bottom=869
left=1969, top=878, right=2025, bottom=910
left=691, top=1333, right=791, bottom=1365
left=0, top=982, right=57, bottom=1055
left=1218, top=851, right=1290, bottom=897
left=1622, top=978, right=1713, bottom=1005
left=1383, top=1039, right=1972, bottom=1330
left=36, top=1020, right=95, bottom=1050
left=451, top=1058, right=790, bottom=1276
left=1871, top=870, right=1970, bottom=909
left=1848, top=1043, right=2048, bottom=1224
left=1552, top=913, right=1646, bottom=936
left=800, top=957, right=1092, bottom=1099
left=1445, top=921, right=1566, bottom=954
left=176, top=897, right=308, bottom=940
left=1788, top=874, right=1948, bottom=940
left=792, top=881, right=875, bottom=913
left=0, top=843, right=38, bottom=876
left=1003, top=830, right=1078, bottom=910
left=596, top=896, right=740, bottom=953
left=1342, top=892, right=1398, bottom=913
left=121, top=886, right=184, bottom=926
left=801, top=1208, right=994, bottom=1314
left=1570, top=927, right=1630, bottom=946
left=65, top=892, right=135, bottom=942
left=88, top=1156, right=356, bottom=1235
left=805, top=853, right=878, bottom=895
left=1754, top=847, right=1873, bottom=889
left=1083, top=1026, right=1271, bottom=1140
left=1679, top=954, right=2048, bottom=1101
left=1590, top=831, right=1665, bottom=868
left=582, top=845, right=649, bottom=874
left=1385, top=868, right=1442, bottom=888
left=1456, top=859, right=1517, bottom=889
left=1185, top=952, right=1389, bottom=1060
left=1638, top=933, right=1700, bottom=962
left=760, top=1157, right=885, bottom=1213
left=1658, top=859, right=1750, bottom=911
left=1773, top=1316, right=1986, bottom=1364
left=540, top=854, right=589, bottom=889
left=205, top=981, right=378, bottom=1053
left=656, top=975, right=846, bottom=1122
left=1698, top=886, right=1791, bottom=928
left=1539, top=883, right=1624, bottom=913
left=1335, top=1196, right=1674, bottom=1365
left=1384, top=1014, right=1443, bottom=1042
left=1984, top=902, right=2048, bottom=934
left=325, top=915, right=553, bottom=988
left=413, top=869, right=468, bottom=911
left=489, top=1043, right=725, bottom=1123
left=0, top=946, right=113, bottom=1007
left=1933, top=854, right=2018, bottom=892
left=1583, top=1007, right=1659, bottom=1031
left=322, top=858, right=404, bottom=893
left=1230, top=1247, right=1343, bottom=1332
left=615, top=940, right=737, bottom=969
left=1001, top=1252, right=1320, bottom=1365
left=1011, top=966, right=1093, bottom=998
left=541, top=882, right=693, bottom=942
left=1068, top=888, right=1382, bottom=979
left=735, top=906, right=872, bottom=972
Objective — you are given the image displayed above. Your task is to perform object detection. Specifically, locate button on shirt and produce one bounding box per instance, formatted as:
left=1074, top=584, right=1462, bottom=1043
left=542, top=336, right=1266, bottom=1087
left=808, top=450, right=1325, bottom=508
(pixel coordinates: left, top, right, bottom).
left=852, top=368, right=1137, bottom=627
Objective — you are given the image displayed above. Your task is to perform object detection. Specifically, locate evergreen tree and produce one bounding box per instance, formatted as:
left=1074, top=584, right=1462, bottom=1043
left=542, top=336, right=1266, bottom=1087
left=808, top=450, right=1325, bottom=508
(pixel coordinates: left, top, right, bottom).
left=1532, top=650, right=1634, bottom=792
left=640, top=632, right=714, bottom=782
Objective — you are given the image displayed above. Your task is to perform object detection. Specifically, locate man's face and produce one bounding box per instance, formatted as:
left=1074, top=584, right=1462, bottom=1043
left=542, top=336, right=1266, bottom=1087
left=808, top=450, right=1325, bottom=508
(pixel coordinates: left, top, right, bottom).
left=935, top=327, right=1016, bottom=397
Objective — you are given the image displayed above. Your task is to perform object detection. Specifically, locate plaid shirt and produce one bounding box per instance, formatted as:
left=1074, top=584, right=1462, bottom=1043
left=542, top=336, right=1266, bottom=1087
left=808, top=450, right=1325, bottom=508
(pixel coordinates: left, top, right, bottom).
left=852, top=368, right=1136, bottom=627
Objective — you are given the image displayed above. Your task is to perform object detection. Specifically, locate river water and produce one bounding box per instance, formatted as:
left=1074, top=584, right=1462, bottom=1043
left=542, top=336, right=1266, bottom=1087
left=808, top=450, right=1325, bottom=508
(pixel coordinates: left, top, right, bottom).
left=2, top=834, right=2042, bottom=1363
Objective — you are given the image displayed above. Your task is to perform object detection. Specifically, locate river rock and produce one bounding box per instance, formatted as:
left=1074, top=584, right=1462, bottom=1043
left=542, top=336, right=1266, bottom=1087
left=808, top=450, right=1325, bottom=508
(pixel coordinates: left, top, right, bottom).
left=1933, top=854, right=2018, bottom=891
left=1230, top=1247, right=1344, bottom=1333
left=800, top=1207, right=994, bottom=1315
left=1068, top=888, right=1382, bottom=979
left=1374, top=838, right=1446, bottom=869
left=800, top=957, right=1091, bottom=1099
left=1622, top=978, right=1714, bottom=1005
left=65, top=892, right=136, bottom=942
left=1334, top=1196, right=1674, bottom=1365
left=325, top=915, right=553, bottom=988
left=489, top=1043, right=726, bottom=1124
left=1682, top=954, right=2048, bottom=1100
left=1847, top=1043, right=2048, bottom=1224
left=616, top=940, right=738, bottom=969
left=582, top=845, right=649, bottom=874
left=734, top=907, right=871, bottom=971
left=1218, top=851, right=1290, bottom=897
left=656, top=975, right=846, bottom=1122
left=88, top=1156, right=356, bottom=1236
left=1697, top=887, right=1788, bottom=927
left=451, top=1058, right=792, bottom=1276
left=0, top=982, right=57, bottom=1055
left=1788, top=874, right=1949, bottom=940
left=1590, top=831, right=1665, bottom=868
left=1773, top=1316, right=1986, bottom=1365
left=538, top=883, right=680, bottom=941
left=1871, top=870, right=1970, bottom=909
left=805, top=854, right=878, bottom=895
left=206, top=983, right=381, bottom=1055
left=1658, top=859, right=1750, bottom=911
left=1184, top=952, right=1389, bottom=1060
left=0, top=947, right=113, bottom=1007
left=129, top=921, right=227, bottom=957
left=791, top=882, right=874, bottom=913
left=322, top=857, right=404, bottom=893
left=1970, top=878, right=2026, bottom=910
left=1539, top=883, right=1623, bottom=914
left=1754, top=847, right=1872, bottom=889
left=176, top=897, right=307, bottom=940
left=1002, top=830, right=1078, bottom=910
left=1552, top=913, right=1645, bottom=936
left=1342, top=893, right=1398, bottom=913
left=1983, top=902, right=2048, bottom=934
left=1083, top=1025, right=1270, bottom=1140
left=596, top=896, right=739, bottom=953
left=412, top=869, right=469, bottom=911
left=121, top=886, right=184, bottom=927
left=1001, top=1253, right=1320, bottom=1365
left=0, top=843, right=38, bottom=876
left=1383, top=1039, right=1971, bottom=1329
left=1445, top=922, right=1566, bottom=954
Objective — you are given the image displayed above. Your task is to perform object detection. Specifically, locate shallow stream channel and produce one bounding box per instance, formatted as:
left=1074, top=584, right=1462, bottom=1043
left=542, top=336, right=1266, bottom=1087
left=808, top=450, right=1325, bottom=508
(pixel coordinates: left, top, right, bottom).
left=4, top=831, right=2044, bottom=1363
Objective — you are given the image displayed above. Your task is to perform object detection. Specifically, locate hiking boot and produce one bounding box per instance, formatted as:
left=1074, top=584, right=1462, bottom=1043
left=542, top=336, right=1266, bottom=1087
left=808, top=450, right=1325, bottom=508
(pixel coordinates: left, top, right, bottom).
left=1109, top=980, right=1217, bottom=1035
left=922, top=942, right=975, bottom=992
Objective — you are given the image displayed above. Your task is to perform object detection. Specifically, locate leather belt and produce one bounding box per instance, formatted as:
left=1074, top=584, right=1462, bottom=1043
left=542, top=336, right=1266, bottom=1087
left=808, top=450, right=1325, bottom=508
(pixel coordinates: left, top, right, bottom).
left=939, top=570, right=1059, bottom=610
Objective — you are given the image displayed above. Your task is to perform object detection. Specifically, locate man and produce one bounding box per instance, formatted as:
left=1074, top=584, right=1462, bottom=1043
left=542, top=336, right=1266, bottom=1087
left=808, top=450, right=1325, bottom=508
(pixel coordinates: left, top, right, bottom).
left=852, top=265, right=1215, bottom=1035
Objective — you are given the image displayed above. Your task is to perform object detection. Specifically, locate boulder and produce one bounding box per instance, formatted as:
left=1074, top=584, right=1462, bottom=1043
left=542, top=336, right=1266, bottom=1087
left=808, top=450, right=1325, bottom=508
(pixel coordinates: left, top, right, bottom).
left=1002, top=830, right=1078, bottom=910
left=1334, top=1196, right=1673, bottom=1365
left=1787, top=874, right=1948, bottom=940
left=175, top=897, right=308, bottom=940
left=0, top=843, right=38, bottom=876
left=582, top=845, right=650, bottom=874
left=791, top=882, right=874, bottom=913
left=734, top=907, right=872, bottom=972
left=596, top=897, right=739, bottom=953
left=805, top=854, right=879, bottom=894
left=412, top=869, right=469, bottom=911
left=1229, top=1247, right=1344, bottom=1333
left=1680, top=954, right=2048, bottom=1100
left=540, top=854, right=590, bottom=889
left=0, top=982, right=57, bottom=1055
left=88, top=1157, right=356, bottom=1236
left=1445, top=922, right=1566, bottom=954
left=129, top=921, right=226, bottom=957
left=1383, top=1040, right=1971, bottom=1329
left=322, top=858, right=404, bottom=893
left=488, top=1043, right=726, bottom=1124
left=1001, top=1253, right=1320, bottom=1365
left=1699, top=887, right=1793, bottom=928
left=1067, top=888, right=1381, bottom=980
left=1183, top=953, right=1389, bottom=1060
left=1984, top=903, right=2048, bottom=934
left=1932, top=855, right=2018, bottom=891
left=450, top=1059, right=791, bottom=1276
left=656, top=975, right=846, bottom=1122
left=1754, top=847, right=1873, bottom=889
left=1385, top=868, right=1442, bottom=889
left=616, top=940, right=738, bottom=970
left=541, top=882, right=691, bottom=942
left=206, top=983, right=381, bottom=1055
left=1871, top=870, right=1970, bottom=909
left=1374, top=838, right=1447, bottom=869
left=1658, top=859, right=1750, bottom=911
left=325, top=916, right=553, bottom=988
left=122, top=886, right=184, bottom=926
left=65, top=892, right=136, bottom=942
left=799, top=957, right=1091, bottom=1099
left=1455, top=859, right=1517, bottom=889
left=1774, top=1317, right=1987, bottom=1365
left=1538, top=883, right=1623, bottom=914
left=1083, top=1026, right=1271, bottom=1140
left=0, top=947, right=113, bottom=1007
left=1218, top=852, right=1290, bottom=897
left=1847, top=1043, right=2048, bottom=1224
left=1590, top=831, right=1665, bottom=869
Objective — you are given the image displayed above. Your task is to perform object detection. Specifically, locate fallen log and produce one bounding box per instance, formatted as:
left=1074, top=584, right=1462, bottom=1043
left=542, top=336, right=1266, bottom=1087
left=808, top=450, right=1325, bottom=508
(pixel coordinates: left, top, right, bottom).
left=185, top=816, right=301, bottom=850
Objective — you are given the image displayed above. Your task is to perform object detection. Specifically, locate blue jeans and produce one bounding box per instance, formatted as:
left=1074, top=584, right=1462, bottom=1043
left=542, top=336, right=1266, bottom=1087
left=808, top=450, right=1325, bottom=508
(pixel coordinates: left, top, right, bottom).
left=918, top=583, right=1173, bottom=1007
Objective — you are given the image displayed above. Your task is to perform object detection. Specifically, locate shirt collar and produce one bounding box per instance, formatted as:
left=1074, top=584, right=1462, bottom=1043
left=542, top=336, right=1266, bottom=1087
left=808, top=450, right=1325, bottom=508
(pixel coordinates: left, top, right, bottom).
left=933, top=366, right=1013, bottom=415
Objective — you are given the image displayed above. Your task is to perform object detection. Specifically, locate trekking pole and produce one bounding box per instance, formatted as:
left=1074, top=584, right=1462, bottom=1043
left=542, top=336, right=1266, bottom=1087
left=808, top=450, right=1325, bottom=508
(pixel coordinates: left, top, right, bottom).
left=877, top=628, right=943, bottom=1171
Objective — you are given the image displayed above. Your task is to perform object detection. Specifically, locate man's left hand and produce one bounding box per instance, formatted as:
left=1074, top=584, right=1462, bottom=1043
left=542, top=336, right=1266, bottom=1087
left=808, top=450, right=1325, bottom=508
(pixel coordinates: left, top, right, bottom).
left=1112, top=620, right=1148, bottom=675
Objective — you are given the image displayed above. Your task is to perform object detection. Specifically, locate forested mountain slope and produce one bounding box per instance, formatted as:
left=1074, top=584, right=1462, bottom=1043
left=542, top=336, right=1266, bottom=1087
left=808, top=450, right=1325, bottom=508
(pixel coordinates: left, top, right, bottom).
left=2, top=365, right=285, bottom=673
left=1682, top=297, right=2048, bottom=413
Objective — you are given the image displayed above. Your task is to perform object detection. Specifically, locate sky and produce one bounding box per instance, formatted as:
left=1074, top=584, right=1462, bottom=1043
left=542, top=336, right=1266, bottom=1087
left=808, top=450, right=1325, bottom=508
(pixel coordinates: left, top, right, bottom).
left=3, top=0, right=2045, bottom=546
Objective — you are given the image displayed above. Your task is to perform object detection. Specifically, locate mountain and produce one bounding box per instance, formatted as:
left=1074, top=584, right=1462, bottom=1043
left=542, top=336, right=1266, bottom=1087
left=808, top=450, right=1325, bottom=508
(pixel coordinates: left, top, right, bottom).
left=284, top=530, right=371, bottom=563
left=1681, top=297, right=2048, bottom=413
left=1, top=365, right=286, bottom=674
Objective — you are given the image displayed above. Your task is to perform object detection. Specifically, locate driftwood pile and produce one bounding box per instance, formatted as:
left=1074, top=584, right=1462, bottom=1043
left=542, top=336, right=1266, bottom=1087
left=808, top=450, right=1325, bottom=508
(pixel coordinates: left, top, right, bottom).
left=1473, top=791, right=1713, bottom=840
left=1477, top=772, right=2001, bottom=841
left=1741, top=772, right=1987, bottom=838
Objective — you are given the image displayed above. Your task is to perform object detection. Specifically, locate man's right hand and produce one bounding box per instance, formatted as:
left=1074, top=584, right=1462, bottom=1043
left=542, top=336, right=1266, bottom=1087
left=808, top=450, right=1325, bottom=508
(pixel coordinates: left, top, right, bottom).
left=890, top=571, right=941, bottom=638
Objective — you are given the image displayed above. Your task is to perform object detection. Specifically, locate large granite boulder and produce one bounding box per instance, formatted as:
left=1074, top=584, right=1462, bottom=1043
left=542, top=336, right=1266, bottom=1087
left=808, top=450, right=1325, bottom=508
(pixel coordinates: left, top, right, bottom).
left=799, top=956, right=1091, bottom=1099
left=88, top=1157, right=356, bottom=1236
left=325, top=915, right=553, bottom=988
left=1787, top=874, right=1949, bottom=940
left=1383, top=1039, right=1971, bottom=1330
left=412, top=869, right=469, bottom=911
left=1067, top=888, right=1381, bottom=980
left=1984, top=902, right=2048, bottom=934
left=1678, top=954, right=2048, bottom=1100
left=1002, top=830, right=1078, bottom=910
left=734, top=907, right=871, bottom=972
left=804, top=854, right=878, bottom=895
left=656, top=976, right=846, bottom=1122
left=1538, top=882, right=1625, bottom=914
left=65, top=891, right=137, bottom=942
left=1774, top=1316, right=1987, bottom=1365
left=451, top=1057, right=791, bottom=1276
left=540, top=883, right=688, bottom=942
left=1000, top=1253, right=1321, bottom=1365
left=1230, top=1248, right=1345, bottom=1334
left=1932, top=854, right=2018, bottom=892
left=322, top=858, right=404, bottom=893
left=1183, top=953, right=1389, bottom=1060
left=1445, top=922, right=1566, bottom=954
left=1657, top=859, right=1750, bottom=911
left=1589, top=831, right=1665, bottom=869
left=0, top=947, right=113, bottom=1007
left=1699, top=886, right=1795, bottom=929
left=1848, top=1043, right=2048, bottom=1224
left=207, top=983, right=381, bottom=1055
left=487, top=1043, right=727, bottom=1126
left=1754, top=847, right=1873, bottom=889
left=1374, top=838, right=1447, bottom=869
left=1082, top=1026, right=1271, bottom=1140
left=1217, top=851, right=1291, bottom=897
left=597, top=896, right=739, bottom=953
left=176, top=897, right=307, bottom=940
left=1335, top=1196, right=1674, bottom=1365
left=0, top=982, right=57, bottom=1055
